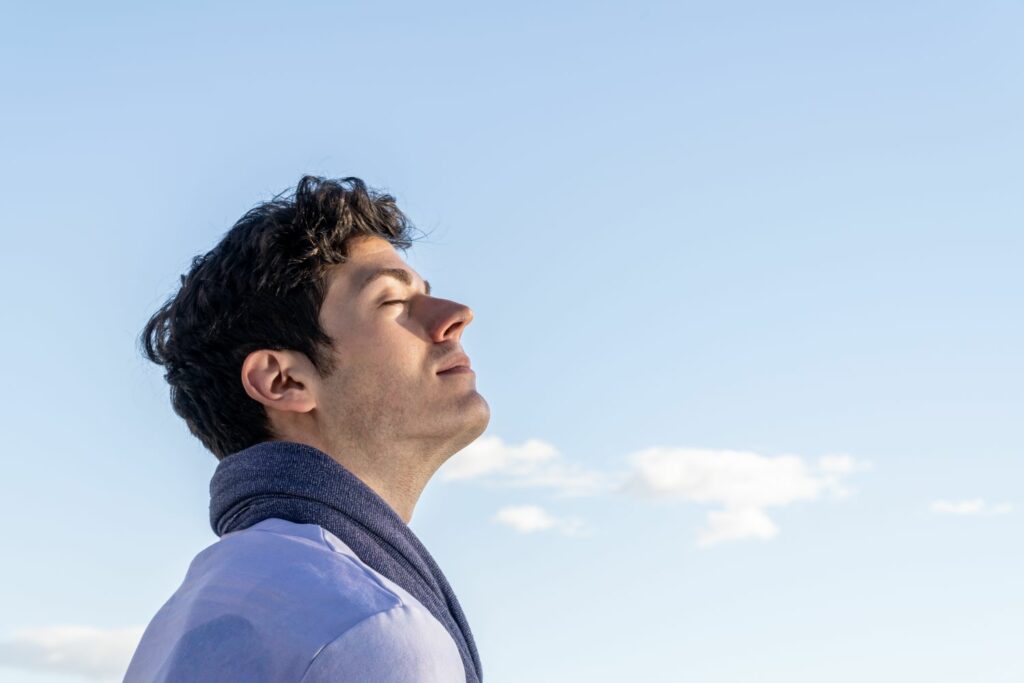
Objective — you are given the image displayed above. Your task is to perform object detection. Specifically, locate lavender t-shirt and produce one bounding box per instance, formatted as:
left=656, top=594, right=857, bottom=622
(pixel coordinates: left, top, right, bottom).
left=123, top=518, right=465, bottom=682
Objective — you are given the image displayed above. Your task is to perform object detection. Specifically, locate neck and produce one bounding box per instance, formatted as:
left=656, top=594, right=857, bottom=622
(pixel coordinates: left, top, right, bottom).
left=335, top=457, right=424, bottom=524
left=287, top=436, right=438, bottom=524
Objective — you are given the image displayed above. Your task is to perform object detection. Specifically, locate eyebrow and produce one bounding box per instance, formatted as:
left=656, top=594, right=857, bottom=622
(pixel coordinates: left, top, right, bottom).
left=358, top=267, right=432, bottom=297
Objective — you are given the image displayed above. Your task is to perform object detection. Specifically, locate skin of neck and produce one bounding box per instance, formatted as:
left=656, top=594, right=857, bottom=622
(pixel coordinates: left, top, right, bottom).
left=271, top=416, right=458, bottom=524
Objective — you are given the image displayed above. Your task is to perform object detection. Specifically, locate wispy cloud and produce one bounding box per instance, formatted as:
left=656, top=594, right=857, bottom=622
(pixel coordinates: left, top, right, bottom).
left=446, top=435, right=871, bottom=547
left=492, top=504, right=590, bottom=537
left=621, top=447, right=871, bottom=547
left=439, top=434, right=627, bottom=497
left=0, top=624, right=144, bottom=681
left=929, top=499, right=1013, bottom=516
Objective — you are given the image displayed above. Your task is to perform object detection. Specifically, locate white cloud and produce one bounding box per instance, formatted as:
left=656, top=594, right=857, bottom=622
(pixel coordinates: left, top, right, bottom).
left=492, top=504, right=589, bottom=537
left=817, top=454, right=873, bottom=498
left=929, top=499, right=1013, bottom=516
left=621, top=447, right=870, bottom=547
left=442, top=435, right=559, bottom=480
left=699, top=506, right=779, bottom=547
left=0, top=624, right=144, bottom=681
left=448, top=435, right=870, bottom=548
left=441, top=434, right=627, bottom=497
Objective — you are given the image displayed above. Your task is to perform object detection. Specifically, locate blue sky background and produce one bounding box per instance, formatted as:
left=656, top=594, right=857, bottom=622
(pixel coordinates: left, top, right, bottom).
left=1, top=1, right=1021, bottom=681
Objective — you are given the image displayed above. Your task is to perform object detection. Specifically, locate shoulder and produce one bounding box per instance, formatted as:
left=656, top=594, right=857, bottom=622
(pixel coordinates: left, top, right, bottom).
left=206, top=519, right=465, bottom=681
left=126, top=518, right=464, bottom=682
left=126, top=518, right=407, bottom=681
left=192, top=518, right=403, bottom=626
left=299, top=601, right=466, bottom=683
left=172, top=519, right=406, bottom=660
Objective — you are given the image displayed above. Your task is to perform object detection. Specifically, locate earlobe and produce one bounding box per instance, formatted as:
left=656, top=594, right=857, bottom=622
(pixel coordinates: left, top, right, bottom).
left=240, top=349, right=317, bottom=413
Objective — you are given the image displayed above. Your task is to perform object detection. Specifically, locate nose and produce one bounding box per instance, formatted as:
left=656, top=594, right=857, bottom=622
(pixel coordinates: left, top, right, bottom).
left=428, top=298, right=474, bottom=343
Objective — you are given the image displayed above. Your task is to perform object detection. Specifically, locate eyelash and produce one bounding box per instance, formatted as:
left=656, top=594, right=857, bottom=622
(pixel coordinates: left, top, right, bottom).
left=382, top=300, right=408, bottom=307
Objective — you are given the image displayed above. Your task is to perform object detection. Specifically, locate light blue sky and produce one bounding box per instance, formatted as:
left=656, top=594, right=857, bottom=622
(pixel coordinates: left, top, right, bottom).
left=1, top=1, right=1021, bottom=681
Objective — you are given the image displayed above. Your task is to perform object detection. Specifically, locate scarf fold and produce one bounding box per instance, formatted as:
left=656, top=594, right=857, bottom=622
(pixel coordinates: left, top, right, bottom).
left=209, top=440, right=482, bottom=683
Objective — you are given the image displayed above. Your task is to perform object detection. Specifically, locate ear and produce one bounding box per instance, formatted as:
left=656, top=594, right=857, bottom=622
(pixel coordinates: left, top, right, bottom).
left=240, top=349, right=318, bottom=414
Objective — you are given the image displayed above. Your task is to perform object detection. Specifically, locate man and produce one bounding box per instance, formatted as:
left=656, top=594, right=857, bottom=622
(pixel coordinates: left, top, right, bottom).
left=124, top=176, right=489, bottom=682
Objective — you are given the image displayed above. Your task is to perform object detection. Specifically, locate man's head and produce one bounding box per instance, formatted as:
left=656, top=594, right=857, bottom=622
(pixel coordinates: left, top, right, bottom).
left=140, top=176, right=490, bottom=471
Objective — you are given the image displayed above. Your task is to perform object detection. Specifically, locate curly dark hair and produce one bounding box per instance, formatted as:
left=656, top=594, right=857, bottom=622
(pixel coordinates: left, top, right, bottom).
left=139, top=175, right=424, bottom=460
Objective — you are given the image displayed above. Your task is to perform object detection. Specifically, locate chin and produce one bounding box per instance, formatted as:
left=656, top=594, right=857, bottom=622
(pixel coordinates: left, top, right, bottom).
left=467, top=394, right=491, bottom=438
left=444, top=393, right=491, bottom=455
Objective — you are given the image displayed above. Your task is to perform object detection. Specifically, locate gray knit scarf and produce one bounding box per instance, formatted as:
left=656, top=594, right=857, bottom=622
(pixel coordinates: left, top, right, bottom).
left=209, top=440, right=482, bottom=683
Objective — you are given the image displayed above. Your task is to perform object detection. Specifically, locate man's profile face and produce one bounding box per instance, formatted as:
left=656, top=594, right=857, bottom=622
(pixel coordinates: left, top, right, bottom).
left=314, top=235, right=490, bottom=462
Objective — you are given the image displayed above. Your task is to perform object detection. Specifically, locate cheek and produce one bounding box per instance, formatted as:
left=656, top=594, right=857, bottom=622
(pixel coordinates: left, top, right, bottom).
left=338, top=317, right=425, bottom=378
left=370, top=324, right=423, bottom=360
left=349, top=336, right=417, bottom=378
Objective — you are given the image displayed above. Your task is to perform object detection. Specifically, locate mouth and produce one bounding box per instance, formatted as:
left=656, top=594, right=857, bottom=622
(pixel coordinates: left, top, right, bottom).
left=436, top=352, right=472, bottom=375
left=437, top=366, right=474, bottom=375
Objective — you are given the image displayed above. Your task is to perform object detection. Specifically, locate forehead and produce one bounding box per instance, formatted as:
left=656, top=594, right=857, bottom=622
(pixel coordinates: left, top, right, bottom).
left=326, top=235, right=421, bottom=295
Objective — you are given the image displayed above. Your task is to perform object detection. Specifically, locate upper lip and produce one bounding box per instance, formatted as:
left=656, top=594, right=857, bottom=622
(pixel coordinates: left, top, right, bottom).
left=436, top=353, right=472, bottom=373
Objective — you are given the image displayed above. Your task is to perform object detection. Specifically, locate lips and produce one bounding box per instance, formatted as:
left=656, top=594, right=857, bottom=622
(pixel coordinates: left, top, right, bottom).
left=438, top=366, right=474, bottom=375
left=436, top=353, right=471, bottom=374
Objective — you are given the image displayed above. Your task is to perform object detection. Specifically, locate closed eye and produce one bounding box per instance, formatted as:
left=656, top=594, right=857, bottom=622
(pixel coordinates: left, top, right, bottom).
left=382, top=300, right=408, bottom=306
